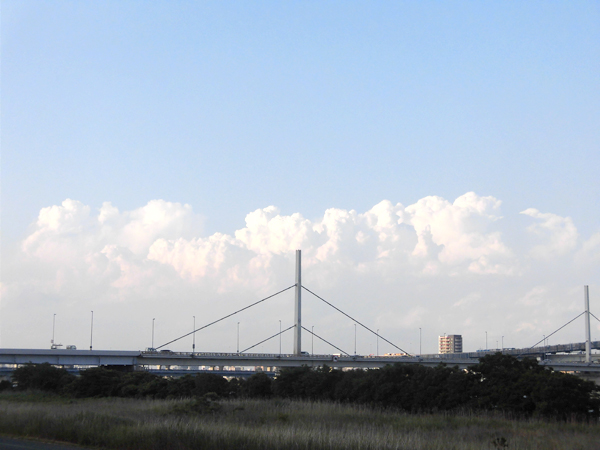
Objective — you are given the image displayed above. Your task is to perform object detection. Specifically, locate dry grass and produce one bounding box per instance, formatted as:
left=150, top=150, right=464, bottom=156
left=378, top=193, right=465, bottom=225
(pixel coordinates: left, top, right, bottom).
left=0, top=392, right=598, bottom=449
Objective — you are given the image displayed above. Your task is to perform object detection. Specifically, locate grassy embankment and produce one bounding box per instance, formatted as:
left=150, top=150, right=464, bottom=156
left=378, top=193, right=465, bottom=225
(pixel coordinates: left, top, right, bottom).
left=0, top=392, right=599, bottom=450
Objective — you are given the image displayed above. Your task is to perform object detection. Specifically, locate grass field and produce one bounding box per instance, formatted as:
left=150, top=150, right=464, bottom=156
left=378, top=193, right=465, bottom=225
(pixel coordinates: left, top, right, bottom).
left=0, top=392, right=599, bottom=449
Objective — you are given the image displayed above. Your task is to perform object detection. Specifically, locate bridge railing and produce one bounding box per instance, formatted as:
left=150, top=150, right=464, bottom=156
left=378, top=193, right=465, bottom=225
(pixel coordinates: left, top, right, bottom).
left=141, top=351, right=338, bottom=359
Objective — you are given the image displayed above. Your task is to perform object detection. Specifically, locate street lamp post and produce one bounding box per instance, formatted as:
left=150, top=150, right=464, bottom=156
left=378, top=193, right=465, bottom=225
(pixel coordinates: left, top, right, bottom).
left=377, top=329, right=379, bottom=356
left=152, top=318, right=155, bottom=349
left=90, top=311, right=94, bottom=351
left=237, top=322, right=240, bottom=353
left=192, top=316, right=195, bottom=353
left=502, top=336, right=504, bottom=351
left=311, top=326, right=314, bottom=355
left=52, top=313, right=56, bottom=346
left=419, top=327, right=422, bottom=355
left=279, top=320, right=281, bottom=355
left=354, top=324, right=357, bottom=355
left=485, top=331, right=487, bottom=350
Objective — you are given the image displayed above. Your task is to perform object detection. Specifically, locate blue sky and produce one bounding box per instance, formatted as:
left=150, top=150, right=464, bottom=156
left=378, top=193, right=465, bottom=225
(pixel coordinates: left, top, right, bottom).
left=1, top=2, right=599, bottom=353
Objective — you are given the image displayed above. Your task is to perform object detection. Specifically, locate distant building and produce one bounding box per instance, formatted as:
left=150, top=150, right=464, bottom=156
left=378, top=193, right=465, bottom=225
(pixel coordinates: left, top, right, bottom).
left=439, top=335, right=463, bottom=354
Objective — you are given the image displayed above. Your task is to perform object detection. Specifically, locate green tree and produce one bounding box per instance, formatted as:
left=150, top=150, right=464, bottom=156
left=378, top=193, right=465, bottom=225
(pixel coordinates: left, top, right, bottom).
left=11, top=363, right=75, bottom=393
left=272, top=366, right=312, bottom=398
left=69, top=367, right=123, bottom=397
left=117, top=371, right=160, bottom=398
left=193, top=373, right=229, bottom=398
left=243, top=372, right=273, bottom=398
left=166, top=374, right=197, bottom=398
left=469, top=353, right=600, bottom=419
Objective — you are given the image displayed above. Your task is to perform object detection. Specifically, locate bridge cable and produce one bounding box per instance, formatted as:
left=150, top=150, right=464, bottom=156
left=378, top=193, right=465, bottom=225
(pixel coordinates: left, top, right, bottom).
left=156, top=284, right=296, bottom=349
left=301, top=285, right=411, bottom=356
left=241, top=325, right=296, bottom=353
left=516, top=311, right=585, bottom=357
left=590, top=312, right=600, bottom=323
left=301, top=326, right=350, bottom=356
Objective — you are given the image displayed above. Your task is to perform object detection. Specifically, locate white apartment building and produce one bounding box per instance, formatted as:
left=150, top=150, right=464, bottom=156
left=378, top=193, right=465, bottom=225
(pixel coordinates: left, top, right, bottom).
left=439, top=334, right=463, bottom=354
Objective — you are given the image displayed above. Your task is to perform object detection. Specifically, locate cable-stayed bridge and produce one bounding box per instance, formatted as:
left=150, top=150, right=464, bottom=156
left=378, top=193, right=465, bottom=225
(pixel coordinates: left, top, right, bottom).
left=2, top=343, right=600, bottom=379
left=2, top=251, right=599, bottom=378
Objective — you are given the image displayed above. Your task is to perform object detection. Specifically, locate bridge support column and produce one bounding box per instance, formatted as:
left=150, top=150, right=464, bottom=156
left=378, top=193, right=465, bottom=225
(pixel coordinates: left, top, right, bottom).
left=585, top=285, right=591, bottom=363
left=294, top=250, right=301, bottom=356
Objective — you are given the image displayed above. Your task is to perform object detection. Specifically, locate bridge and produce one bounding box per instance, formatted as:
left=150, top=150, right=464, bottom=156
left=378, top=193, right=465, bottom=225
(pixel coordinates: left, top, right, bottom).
left=1, top=344, right=600, bottom=378
left=2, top=251, right=598, bottom=378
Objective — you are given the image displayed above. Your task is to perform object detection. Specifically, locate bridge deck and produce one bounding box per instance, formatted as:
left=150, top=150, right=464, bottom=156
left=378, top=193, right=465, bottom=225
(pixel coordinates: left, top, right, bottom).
left=1, top=344, right=599, bottom=374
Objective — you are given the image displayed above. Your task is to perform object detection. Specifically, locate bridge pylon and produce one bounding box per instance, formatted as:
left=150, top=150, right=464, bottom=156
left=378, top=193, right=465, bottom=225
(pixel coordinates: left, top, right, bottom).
left=294, top=250, right=301, bottom=355
left=585, top=285, right=591, bottom=363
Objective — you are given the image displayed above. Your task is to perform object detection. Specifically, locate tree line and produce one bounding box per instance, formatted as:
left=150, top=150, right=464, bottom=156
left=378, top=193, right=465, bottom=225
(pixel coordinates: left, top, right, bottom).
left=3, top=353, right=599, bottom=420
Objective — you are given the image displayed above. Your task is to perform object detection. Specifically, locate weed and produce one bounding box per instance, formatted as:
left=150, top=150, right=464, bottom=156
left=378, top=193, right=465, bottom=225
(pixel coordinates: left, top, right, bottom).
left=0, top=397, right=598, bottom=449
left=492, top=436, right=509, bottom=449
left=167, top=395, right=222, bottom=416
left=276, top=412, right=290, bottom=423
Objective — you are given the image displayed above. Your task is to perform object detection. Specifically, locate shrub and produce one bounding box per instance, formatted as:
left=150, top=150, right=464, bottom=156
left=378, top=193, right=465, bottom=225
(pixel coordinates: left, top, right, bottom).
left=468, top=353, right=600, bottom=419
left=243, top=372, right=273, bottom=398
left=68, top=367, right=123, bottom=398
left=11, top=363, right=75, bottom=393
left=193, top=373, right=229, bottom=398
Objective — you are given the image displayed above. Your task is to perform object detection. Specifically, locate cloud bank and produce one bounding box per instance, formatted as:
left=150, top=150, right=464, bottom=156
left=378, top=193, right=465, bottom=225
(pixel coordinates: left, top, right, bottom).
left=2, top=193, right=598, bottom=354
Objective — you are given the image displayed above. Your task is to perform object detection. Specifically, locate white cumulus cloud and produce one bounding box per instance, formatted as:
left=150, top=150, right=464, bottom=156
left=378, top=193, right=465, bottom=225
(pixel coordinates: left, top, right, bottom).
left=3, top=192, right=597, bottom=354
left=405, top=192, right=511, bottom=274
left=520, top=208, right=578, bottom=258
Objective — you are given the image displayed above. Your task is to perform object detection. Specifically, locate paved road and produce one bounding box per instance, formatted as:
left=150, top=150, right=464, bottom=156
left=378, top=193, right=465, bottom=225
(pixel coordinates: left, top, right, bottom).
left=0, top=437, right=94, bottom=449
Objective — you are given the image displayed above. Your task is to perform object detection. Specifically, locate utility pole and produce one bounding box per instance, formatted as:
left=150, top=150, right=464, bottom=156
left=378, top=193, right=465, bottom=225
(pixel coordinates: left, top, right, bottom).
left=90, top=311, right=93, bottom=351
left=52, top=313, right=56, bottom=346
left=152, top=318, right=155, bottom=349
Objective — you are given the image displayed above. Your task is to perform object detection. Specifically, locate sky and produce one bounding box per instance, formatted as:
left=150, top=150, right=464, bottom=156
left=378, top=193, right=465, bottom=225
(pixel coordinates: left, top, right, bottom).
left=1, top=1, right=599, bottom=355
